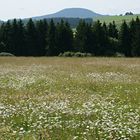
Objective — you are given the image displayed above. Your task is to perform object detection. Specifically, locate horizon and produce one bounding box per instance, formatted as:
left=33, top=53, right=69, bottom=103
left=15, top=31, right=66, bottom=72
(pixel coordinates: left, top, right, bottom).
left=0, top=0, right=140, bottom=21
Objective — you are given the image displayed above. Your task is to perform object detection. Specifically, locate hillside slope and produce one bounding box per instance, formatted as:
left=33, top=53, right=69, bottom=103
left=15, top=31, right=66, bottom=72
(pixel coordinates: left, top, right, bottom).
left=94, top=14, right=140, bottom=26
left=32, top=8, right=102, bottom=20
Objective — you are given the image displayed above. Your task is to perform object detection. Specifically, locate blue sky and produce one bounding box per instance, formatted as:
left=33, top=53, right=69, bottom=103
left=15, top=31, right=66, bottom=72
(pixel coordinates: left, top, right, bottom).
left=0, top=0, right=139, bottom=20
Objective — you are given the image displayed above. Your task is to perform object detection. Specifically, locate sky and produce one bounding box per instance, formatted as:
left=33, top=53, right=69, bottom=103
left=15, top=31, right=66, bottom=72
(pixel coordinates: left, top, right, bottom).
left=0, top=0, right=140, bottom=21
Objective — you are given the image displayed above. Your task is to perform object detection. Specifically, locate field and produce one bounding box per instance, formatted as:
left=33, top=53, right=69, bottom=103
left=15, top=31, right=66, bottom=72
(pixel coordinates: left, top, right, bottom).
left=94, top=14, right=140, bottom=27
left=0, top=57, right=140, bottom=140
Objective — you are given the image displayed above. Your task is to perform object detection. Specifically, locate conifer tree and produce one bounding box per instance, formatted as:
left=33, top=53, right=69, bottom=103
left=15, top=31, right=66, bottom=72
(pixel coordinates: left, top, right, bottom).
left=74, top=20, right=86, bottom=52
left=0, top=42, right=6, bottom=52
left=108, top=21, right=118, bottom=39
left=103, top=22, right=117, bottom=56
left=10, top=19, right=20, bottom=55
left=46, top=20, right=57, bottom=56
left=75, top=20, right=94, bottom=53
left=102, top=22, right=108, bottom=37
left=26, top=19, right=38, bottom=56
left=56, top=20, right=73, bottom=54
left=119, top=21, right=131, bottom=56
left=36, top=19, right=48, bottom=56
left=92, top=20, right=109, bottom=56
left=17, top=19, right=26, bottom=56
left=132, top=17, right=140, bottom=56
left=0, top=21, right=12, bottom=53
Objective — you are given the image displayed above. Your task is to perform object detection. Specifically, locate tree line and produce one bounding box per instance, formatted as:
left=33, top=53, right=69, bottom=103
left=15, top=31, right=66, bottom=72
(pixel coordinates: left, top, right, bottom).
left=0, top=17, right=140, bottom=57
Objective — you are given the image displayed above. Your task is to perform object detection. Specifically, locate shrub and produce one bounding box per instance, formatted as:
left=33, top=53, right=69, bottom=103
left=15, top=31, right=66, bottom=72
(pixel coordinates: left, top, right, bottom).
left=0, top=52, right=15, bottom=56
left=59, top=52, right=92, bottom=57
left=61, top=52, right=75, bottom=57
left=115, top=52, right=125, bottom=57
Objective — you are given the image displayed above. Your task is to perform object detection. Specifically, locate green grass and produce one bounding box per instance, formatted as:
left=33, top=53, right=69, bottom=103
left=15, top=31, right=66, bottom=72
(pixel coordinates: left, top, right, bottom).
left=94, top=14, right=140, bottom=27
left=0, top=57, right=140, bottom=140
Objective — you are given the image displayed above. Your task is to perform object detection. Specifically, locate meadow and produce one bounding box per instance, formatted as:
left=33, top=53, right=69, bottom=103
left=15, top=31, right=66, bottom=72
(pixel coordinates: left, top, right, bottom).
left=0, top=57, right=140, bottom=140
left=94, top=14, right=140, bottom=27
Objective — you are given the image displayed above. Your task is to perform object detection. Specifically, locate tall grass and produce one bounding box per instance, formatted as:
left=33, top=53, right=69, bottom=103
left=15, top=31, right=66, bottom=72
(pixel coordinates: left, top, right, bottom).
left=0, top=57, right=140, bottom=139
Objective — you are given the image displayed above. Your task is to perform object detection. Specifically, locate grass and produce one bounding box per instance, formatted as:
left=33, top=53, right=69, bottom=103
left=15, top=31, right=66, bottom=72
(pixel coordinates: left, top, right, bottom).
left=0, top=57, right=140, bottom=140
left=94, top=14, right=140, bottom=27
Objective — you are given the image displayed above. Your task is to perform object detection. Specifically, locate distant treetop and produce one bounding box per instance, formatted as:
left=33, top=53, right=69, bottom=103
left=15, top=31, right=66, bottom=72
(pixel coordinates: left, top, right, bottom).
left=125, top=12, right=134, bottom=16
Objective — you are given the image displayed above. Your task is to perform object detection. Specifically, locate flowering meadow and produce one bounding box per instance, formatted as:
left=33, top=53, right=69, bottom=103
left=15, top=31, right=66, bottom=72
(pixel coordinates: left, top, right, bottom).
left=0, top=57, right=140, bottom=140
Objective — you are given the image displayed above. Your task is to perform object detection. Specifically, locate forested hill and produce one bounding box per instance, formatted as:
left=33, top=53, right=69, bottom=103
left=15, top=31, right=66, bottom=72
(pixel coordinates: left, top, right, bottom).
left=32, top=8, right=102, bottom=19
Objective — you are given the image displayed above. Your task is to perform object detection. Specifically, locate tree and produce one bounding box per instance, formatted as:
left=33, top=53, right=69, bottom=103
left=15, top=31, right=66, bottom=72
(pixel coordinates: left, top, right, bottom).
left=55, top=20, right=73, bottom=54
left=131, top=17, right=140, bottom=56
left=10, top=19, right=20, bottom=55
left=75, top=20, right=94, bottom=53
left=26, top=19, right=38, bottom=56
left=102, top=22, right=108, bottom=36
left=36, top=19, right=48, bottom=56
left=0, top=21, right=12, bottom=53
left=92, top=20, right=109, bottom=56
left=108, top=21, right=118, bottom=39
left=119, top=21, right=131, bottom=56
left=0, top=42, right=6, bottom=52
left=125, top=12, right=133, bottom=15
left=46, top=20, right=57, bottom=56
left=17, top=19, right=26, bottom=56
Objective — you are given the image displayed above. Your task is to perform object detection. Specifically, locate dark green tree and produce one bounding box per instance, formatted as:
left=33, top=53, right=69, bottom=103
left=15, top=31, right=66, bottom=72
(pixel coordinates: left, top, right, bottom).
left=92, top=20, right=109, bottom=56
left=16, top=19, right=26, bottom=56
left=75, top=20, right=86, bottom=52
left=56, top=20, right=73, bottom=54
left=10, top=19, right=21, bottom=55
left=75, top=20, right=94, bottom=53
left=26, top=19, right=38, bottom=56
left=108, top=21, right=118, bottom=39
left=119, top=21, right=131, bottom=56
left=131, top=17, right=140, bottom=56
left=46, top=20, right=57, bottom=56
left=0, top=42, right=6, bottom=52
left=0, top=21, right=12, bottom=53
left=36, top=19, right=48, bottom=56
left=102, top=22, right=108, bottom=36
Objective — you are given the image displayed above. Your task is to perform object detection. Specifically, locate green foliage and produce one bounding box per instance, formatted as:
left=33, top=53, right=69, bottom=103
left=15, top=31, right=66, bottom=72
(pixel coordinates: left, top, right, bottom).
left=131, top=17, right=140, bottom=56
left=26, top=19, right=39, bottom=56
left=0, top=52, right=14, bottom=56
left=36, top=19, right=48, bottom=56
left=59, top=51, right=74, bottom=57
left=0, top=17, right=140, bottom=57
left=115, top=52, right=125, bottom=57
left=75, top=20, right=94, bottom=53
left=93, top=21, right=111, bottom=56
left=0, top=42, right=6, bottom=52
left=46, top=20, right=57, bottom=56
left=107, top=37, right=119, bottom=56
left=108, top=21, right=118, bottom=38
left=119, top=21, right=132, bottom=56
left=74, top=52, right=92, bottom=57
left=56, top=20, right=74, bottom=53
left=59, top=51, right=92, bottom=57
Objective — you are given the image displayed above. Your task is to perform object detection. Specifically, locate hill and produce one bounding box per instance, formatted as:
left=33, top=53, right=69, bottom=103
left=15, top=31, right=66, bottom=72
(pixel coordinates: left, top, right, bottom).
left=32, top=8, right=102, bottom=20
left=0, top=20, right=3, bottom=25
left=94, top=14, right=140, bottom=27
